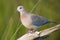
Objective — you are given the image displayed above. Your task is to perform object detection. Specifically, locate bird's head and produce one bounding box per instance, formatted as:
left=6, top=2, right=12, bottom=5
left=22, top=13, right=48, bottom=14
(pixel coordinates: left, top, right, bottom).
left=17, top=6, right=25, bottom=12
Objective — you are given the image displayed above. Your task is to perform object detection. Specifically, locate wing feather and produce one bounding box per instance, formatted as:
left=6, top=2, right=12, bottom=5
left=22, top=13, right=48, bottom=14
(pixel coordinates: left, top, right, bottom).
left=31, top=14, right=50, bottom=27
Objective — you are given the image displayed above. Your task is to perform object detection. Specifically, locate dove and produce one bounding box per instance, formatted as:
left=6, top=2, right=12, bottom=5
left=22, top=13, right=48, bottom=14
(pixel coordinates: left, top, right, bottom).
left=17, top=6, right=55, bottom=32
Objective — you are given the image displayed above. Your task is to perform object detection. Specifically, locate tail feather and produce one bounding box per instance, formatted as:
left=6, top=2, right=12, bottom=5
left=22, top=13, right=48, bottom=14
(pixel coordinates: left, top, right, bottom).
left=49, top=21, right=57, bottom=24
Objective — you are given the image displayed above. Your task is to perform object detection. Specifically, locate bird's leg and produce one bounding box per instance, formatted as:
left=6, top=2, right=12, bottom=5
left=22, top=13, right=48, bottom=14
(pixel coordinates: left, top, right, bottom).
left=28, top=29, right=36, bottom=33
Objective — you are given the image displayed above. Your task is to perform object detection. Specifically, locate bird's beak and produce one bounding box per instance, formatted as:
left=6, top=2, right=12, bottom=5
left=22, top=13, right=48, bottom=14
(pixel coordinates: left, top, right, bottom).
left=16, top=10, right=18, bottom=12
left=16, top=10, right=19, bottom=14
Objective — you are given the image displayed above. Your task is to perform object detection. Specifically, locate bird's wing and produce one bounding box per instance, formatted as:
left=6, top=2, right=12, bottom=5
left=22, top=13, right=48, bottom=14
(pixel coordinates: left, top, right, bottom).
left=31, top=14, right=50, bottom=27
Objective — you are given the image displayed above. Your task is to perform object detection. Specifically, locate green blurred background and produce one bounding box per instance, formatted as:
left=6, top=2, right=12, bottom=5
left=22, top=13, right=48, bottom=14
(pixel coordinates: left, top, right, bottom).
left=0, top=0, right=60, bottom=40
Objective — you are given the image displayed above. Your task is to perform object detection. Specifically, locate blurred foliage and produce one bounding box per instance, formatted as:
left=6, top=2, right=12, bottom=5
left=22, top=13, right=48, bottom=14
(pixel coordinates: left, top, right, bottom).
left=0, top=0, right=60, bottom=40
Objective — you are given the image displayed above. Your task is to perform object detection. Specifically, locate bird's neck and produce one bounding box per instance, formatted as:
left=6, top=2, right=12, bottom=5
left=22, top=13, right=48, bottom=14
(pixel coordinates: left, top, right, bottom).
left=20, top=10, right=28, bottom=15
left=20, top=10, right=28, bottom=20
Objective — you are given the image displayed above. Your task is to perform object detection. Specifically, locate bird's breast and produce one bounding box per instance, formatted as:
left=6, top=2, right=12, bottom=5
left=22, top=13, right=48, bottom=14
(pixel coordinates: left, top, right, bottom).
left=20, top=14, right=32, bottom=28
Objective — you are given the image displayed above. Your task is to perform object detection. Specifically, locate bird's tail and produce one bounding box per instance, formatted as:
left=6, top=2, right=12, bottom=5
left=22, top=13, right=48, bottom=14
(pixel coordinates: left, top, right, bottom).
left=49, top=21, right=58, bottom=24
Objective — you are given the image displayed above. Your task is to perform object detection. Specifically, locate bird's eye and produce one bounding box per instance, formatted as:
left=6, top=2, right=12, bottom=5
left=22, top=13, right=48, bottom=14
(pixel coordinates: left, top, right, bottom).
left=20, top=7, right=22, bottom=9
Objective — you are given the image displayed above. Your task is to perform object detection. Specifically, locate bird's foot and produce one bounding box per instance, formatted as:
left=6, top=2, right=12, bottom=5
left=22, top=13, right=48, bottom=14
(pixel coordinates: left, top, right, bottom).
left=27, top=29, right=36, bottom=34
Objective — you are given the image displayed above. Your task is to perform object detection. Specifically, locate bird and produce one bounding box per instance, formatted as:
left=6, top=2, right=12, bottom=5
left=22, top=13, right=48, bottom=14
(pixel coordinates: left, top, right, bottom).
left=17, top=6, right=56, bottom=32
